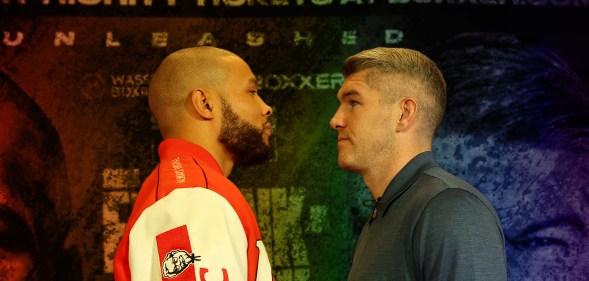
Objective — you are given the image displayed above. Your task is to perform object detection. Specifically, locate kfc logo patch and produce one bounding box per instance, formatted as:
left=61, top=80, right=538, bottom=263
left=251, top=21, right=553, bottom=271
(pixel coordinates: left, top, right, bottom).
left=156, top=225, right=197, bottom=280
left=162, top=249, right=201, bottom=278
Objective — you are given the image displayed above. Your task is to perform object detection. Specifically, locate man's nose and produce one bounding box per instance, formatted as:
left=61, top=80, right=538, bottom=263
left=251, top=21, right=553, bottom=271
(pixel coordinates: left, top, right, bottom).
left=329, top=108, right=344, bottom=130
left=259, top=97, right=272, bottom=116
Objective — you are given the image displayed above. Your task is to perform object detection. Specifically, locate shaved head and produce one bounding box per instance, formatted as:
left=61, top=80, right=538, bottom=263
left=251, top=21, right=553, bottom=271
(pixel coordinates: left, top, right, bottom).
left=148, top=46, right=242, bottom=136
left=146, top=46, right=273, bottom=174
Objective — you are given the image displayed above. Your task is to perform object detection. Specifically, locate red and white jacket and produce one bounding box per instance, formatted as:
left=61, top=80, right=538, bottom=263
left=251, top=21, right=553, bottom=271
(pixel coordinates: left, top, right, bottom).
left=114, top=138, right=273, bottom=281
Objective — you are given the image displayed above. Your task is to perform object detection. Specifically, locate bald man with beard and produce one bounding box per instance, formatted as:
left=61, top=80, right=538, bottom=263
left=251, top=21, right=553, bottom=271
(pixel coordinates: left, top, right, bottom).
left=113, top=47, right=274, bottom=281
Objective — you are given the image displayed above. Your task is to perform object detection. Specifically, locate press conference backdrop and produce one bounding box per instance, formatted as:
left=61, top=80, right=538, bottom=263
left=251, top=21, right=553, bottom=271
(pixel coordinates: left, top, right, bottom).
left=2, top=2, right=588, bottom=280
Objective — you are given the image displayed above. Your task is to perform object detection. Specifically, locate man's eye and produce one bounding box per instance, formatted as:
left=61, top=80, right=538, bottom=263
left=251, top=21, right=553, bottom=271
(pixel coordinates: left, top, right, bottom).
left=350, top=101, right=359, bottom=107
left=512, top=237, right=568, bottom=250
left=250, top=90, right=258, bottom=95
left=506, top=217, right=586, bottom=265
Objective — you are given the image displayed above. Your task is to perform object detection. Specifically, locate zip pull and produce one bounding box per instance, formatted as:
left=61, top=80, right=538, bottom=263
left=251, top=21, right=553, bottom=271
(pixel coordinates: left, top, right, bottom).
left=369, top=197, right=382, bottom=224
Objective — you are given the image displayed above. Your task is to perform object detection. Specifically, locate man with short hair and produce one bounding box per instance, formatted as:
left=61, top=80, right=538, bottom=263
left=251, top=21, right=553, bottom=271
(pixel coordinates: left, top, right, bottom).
left=330, top=47, right=507, bottom=281
left=113, top=46, right=274, bottom=281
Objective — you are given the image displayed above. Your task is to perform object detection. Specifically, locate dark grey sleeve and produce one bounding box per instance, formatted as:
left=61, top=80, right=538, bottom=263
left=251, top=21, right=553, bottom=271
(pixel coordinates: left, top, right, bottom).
left=412, top=188, right=507, bottom=281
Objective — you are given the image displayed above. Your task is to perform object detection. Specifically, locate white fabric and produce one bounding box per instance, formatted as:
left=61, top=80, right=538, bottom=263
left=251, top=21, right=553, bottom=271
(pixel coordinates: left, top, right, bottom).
left=128, top=188, right=248, bottom=281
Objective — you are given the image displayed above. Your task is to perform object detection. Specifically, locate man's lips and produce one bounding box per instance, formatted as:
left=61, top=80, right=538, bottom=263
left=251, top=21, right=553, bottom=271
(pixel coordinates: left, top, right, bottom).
left=337, top=137, right=350, bottom=142
left=263, top=123, right=272, bottom=135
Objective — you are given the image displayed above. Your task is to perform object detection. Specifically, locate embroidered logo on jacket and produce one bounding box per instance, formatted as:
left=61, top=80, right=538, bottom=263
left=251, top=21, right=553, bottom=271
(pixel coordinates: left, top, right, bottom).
left=171, top=157, right=186, bottom=183
left=162, top=249, right=201, bottom=278
left=157, top=225, right=197, bottom=280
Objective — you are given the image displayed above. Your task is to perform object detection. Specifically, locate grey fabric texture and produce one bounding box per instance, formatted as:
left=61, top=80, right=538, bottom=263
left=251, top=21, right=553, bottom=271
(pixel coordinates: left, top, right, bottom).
left=347, top=151, right=507, bottom=281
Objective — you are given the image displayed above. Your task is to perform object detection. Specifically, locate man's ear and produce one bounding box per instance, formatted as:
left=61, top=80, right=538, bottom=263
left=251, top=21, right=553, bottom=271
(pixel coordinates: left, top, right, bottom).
left=396, top=97, right=417, bottom=132
left=190, top=89, right=214, bottom=120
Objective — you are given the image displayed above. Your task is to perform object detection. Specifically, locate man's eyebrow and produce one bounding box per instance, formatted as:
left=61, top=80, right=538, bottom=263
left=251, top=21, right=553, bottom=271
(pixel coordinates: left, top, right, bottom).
left=0, top=205, right=36, bottom=253
left=249, top=78, right=258, bottom=86
left=340, top=90, right=360, bottom=99
left=516, top=215, right=587, bottom=238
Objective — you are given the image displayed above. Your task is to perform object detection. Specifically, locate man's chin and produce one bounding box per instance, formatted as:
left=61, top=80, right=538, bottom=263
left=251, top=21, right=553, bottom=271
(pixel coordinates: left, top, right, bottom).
left=338, top=158, right=359, bottom=172
left=263, top=131, right=274, bottom=144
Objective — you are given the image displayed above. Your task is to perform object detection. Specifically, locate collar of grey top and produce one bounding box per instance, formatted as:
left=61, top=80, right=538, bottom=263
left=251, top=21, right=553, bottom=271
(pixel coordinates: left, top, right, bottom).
left=368, top=196, right=381, bottom=224
left=375, top=151, right=438, bottom=219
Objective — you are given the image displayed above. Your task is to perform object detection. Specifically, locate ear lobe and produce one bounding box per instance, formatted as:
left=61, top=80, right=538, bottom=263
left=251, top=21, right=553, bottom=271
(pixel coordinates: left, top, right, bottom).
left=190, top=89, right=214, bottom=120
left=396, top=98, right=417, bottom=132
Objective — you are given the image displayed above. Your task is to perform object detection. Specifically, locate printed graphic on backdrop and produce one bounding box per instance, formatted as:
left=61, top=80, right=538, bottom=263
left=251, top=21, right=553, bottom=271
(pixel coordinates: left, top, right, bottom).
left=2, top=3, right=588, bottom=280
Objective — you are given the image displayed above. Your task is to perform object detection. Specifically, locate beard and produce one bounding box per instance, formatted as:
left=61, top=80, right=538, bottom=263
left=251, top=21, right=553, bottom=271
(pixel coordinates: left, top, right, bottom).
left=218, top=97, right=273, bottom=166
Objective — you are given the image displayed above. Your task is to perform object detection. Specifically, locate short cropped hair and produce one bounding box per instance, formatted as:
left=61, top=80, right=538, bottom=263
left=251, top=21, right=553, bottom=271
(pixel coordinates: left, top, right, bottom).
left=342, top=47, right=447, bottom=138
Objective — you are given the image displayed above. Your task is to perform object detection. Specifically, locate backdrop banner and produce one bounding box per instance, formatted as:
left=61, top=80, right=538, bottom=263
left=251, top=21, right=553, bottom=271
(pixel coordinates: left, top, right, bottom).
left=2, top=3, right=588, bottom=280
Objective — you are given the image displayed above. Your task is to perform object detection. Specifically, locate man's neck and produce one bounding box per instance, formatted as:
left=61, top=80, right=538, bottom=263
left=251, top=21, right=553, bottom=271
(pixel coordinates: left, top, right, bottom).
left=164, top=134, right=234, bottom=177
left=362, top=158, right=408, bottom=199
left=362, top=147, right=430, bottom=199
left=205, top=143, right=234, bottom=176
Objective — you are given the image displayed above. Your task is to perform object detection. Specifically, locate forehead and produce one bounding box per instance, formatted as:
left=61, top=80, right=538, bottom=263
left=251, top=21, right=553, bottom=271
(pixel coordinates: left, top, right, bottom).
left=223, top=56, right=256, bottom=83
left=217, top=56, right=257, bottom=98
left=337, top=70, right=378, bottom=99
left=436, top=134, right=589, bottom=198
left=0, top=102, right=44, bottom=163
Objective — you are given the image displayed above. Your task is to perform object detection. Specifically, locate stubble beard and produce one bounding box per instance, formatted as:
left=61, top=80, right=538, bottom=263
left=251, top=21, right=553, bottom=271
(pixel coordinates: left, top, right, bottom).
left=218, top=97, right=273, bottom=166
left=337, top=144, right=362, bottom=173
left=338, top=154, right=361, bottom=173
